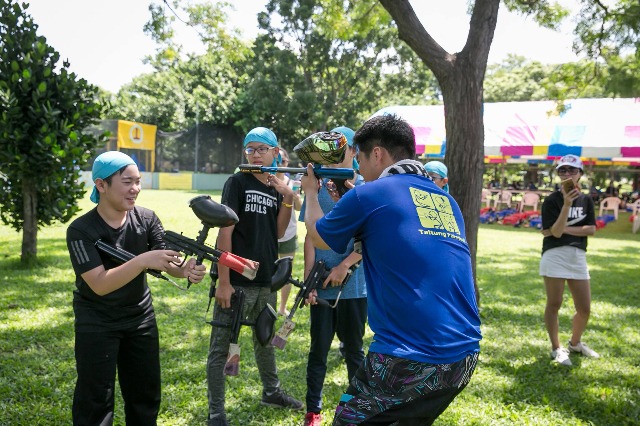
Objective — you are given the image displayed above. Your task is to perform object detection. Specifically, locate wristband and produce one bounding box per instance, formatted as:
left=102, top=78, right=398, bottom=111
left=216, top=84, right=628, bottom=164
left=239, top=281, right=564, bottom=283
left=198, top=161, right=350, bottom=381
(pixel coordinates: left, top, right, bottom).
left=282, top=202, right=293, bottom=208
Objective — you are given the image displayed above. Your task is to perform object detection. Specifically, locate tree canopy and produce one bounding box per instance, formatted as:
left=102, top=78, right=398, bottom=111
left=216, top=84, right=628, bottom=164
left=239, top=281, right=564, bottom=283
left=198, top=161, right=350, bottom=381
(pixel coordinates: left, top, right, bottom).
left=0, top=0, right=108, bottom=263
left=112, top=0, right=441, bottom=152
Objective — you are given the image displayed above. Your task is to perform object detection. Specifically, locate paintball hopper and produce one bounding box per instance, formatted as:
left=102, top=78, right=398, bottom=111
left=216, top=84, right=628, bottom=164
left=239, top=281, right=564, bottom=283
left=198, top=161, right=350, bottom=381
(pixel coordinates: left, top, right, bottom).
left=189, top=195, right=238, bottom=228
left=294, top=131, right=348, bottom=165
left=255, top=303, right=277, bottom=346
left=271, top=256, right=293, bottom=293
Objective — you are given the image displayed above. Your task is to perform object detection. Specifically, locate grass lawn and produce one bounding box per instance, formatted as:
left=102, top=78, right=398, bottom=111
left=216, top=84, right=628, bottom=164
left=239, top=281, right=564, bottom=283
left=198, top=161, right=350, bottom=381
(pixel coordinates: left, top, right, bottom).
left=1, top=189, right=639, bottom=425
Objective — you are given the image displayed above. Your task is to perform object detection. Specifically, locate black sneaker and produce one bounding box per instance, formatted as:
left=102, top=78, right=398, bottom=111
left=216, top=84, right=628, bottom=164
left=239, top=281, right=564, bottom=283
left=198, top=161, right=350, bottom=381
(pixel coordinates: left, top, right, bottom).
left=260, top=389, right=304, bottom=410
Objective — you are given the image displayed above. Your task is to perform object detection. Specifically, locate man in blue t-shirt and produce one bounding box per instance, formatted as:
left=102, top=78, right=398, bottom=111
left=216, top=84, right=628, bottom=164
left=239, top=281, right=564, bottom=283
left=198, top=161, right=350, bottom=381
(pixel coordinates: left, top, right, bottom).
left=301, top=114, right=482, bottom=425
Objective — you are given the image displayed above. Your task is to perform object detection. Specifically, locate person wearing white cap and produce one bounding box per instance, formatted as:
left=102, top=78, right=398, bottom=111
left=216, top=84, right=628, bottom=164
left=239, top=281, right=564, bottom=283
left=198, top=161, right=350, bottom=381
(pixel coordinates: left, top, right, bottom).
left=540, top=154, right=599, bottom=366
left=67, top=151, right=206, bottom=425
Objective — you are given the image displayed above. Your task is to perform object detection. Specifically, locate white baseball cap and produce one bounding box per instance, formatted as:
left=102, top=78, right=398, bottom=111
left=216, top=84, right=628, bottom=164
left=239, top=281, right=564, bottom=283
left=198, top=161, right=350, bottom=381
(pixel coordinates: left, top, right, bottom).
left=556, top=154, right=583, bottom=170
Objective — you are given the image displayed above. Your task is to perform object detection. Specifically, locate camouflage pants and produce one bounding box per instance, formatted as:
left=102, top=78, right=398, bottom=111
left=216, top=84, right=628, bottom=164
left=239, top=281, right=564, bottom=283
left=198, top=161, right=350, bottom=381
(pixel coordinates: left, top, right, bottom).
left=207, top=285, right=280, bottom=418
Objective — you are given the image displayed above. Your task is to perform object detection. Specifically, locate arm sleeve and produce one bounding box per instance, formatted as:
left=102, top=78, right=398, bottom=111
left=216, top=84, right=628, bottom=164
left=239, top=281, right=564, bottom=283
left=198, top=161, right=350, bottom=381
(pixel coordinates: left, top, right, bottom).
left=148, top=212, right=166, bottom=250
left=541, top=196, right=560, bottom=230
left=67, top=225, right=103, bottom=275
left=221, top=176, right=243, bottom=215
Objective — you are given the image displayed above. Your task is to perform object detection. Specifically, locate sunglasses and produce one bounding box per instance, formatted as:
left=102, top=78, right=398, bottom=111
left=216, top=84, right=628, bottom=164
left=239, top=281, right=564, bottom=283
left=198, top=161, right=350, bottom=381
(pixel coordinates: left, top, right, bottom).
left=557, top=168, right=580, bottom=175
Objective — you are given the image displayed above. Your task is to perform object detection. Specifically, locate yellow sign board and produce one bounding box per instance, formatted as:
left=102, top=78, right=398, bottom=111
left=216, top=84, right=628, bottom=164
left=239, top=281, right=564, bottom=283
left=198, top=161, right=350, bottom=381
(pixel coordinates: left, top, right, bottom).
left=117, top=120, right=157, bottom=150
left=158, top=173, right=193, bottom=190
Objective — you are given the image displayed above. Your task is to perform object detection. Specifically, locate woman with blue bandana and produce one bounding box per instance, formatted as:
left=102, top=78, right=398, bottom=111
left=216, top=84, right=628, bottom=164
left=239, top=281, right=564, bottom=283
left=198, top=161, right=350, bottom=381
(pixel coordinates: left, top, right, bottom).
left=424, top=160, right=449, bottom=193
left=66, top=151, right=206, bottom=425
left=207, top=128, right=303, bottom=425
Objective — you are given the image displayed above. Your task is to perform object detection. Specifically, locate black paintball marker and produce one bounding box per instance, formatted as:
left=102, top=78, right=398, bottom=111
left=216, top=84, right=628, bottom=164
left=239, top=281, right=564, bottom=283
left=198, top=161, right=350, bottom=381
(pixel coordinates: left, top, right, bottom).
left=269, top=256, right=357, bottom=350
left=163, top=195, right=260, bottom=288
left=239, top=131, right=355, bottom=196
left=207, top=288, right=277, bottom=376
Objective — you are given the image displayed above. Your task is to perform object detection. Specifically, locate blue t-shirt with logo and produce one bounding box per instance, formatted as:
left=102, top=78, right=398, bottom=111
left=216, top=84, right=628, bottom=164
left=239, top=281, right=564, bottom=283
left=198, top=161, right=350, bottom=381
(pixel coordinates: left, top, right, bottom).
left=300, top=175, right=366, bottom=300
left=316, top=174, right=481, bottom=364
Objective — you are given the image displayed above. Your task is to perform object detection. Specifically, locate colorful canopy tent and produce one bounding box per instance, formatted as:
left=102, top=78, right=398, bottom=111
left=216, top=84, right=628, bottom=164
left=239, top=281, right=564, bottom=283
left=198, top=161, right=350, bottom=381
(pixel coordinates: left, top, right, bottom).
left=372, top=98, right=640, bottom=166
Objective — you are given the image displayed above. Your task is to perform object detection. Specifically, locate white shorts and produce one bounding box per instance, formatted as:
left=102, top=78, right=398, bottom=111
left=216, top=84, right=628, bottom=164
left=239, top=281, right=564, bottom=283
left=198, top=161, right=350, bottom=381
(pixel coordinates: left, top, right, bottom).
left=539, top=245, right=590, bottom=280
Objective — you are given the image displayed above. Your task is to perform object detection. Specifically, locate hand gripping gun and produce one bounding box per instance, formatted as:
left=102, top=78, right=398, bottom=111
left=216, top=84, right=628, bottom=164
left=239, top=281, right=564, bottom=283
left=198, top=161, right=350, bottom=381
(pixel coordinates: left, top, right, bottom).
left=269, top=256, right=357, bottom=349
left=94, top=240, right=186, bottom=288
left=238, top=131, right=356, bottom=196
left=162, top=195, right=260, bottom=288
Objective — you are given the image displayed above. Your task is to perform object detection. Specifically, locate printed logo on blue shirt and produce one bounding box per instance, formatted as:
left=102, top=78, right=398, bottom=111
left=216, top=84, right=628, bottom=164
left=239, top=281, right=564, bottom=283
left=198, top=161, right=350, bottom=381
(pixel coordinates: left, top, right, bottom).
left=409, top=187, right=465, bottom=241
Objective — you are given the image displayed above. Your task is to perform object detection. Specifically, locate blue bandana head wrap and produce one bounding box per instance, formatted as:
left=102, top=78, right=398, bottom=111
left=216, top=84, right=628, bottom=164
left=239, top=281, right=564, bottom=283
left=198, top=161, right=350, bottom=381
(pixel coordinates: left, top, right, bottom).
left=243, top=127, right=280, bottom=167
left=424, top=161, right=449, bottom=193
left=331, top=126, right=358, bottom=170
left=90, top=151, right=136, bottom=203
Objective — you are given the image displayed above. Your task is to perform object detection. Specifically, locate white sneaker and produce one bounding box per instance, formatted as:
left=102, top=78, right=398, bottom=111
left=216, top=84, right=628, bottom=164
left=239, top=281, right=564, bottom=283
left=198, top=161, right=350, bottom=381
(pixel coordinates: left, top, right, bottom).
left=551, top=347, right=572, bottom=366
left=568, top=341, right=600, bottom=358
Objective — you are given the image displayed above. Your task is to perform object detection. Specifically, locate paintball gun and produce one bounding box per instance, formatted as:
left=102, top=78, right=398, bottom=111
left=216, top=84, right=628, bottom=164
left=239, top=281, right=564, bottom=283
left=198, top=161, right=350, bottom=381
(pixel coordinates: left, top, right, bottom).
left=207, top=288, right=277, bottom=376
left=163, top=195, right=260, bottom=288
left=94, top=240, right=188, bottom=289
left=238, top=131, right=356, bottom=196
left=269, top=256, right=358, bottom=350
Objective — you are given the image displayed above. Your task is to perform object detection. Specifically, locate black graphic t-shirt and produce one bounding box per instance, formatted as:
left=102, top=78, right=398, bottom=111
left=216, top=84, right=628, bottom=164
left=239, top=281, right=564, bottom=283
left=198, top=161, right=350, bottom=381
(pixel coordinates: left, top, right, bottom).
left=220, top=172, right=282, bottom=287
left=67, top=206, right=165, bottom=332
left=541, top=191, right=595, bottom=254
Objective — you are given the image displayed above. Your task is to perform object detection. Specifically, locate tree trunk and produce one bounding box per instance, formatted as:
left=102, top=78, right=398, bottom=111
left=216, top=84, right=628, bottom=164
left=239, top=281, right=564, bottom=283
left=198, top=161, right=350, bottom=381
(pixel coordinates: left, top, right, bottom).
left=21, top=178, right=38, bottom=265
left=441, top=58, right=485, bottom=304
left=378, top=0, right=500, bottom=305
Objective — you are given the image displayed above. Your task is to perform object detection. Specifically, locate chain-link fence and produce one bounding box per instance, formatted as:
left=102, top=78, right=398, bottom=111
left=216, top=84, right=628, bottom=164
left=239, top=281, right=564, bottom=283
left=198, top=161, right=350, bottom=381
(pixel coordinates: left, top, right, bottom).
left=92, top=120, right=244, bottom=174
left=156, top=123, right=244, bottom=174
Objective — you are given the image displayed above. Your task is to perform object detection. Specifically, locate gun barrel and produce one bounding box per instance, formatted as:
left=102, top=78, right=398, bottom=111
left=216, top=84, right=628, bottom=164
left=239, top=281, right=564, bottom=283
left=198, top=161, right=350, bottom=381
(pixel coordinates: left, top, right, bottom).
left=238, top=164, right=354, bottom=180
left=163, top=231, right=259, bottom=280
